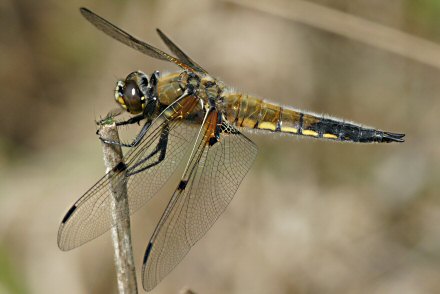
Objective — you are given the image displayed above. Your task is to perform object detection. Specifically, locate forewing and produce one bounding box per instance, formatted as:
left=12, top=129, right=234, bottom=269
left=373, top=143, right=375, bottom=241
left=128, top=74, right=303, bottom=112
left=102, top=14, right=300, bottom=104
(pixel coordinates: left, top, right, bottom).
left=142, top=114, right=258, bottom=291
left=57, top=96, right=201, bottom=251
left=156, top=29, right=208, bottom=74
left=80, top=8, right=195, bottom=72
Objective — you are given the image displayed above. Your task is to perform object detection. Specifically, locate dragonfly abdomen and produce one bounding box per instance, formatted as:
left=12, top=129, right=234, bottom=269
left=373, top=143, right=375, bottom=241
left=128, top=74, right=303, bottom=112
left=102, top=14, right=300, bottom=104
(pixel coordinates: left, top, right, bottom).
left=222, top=93, right=404, bottom=143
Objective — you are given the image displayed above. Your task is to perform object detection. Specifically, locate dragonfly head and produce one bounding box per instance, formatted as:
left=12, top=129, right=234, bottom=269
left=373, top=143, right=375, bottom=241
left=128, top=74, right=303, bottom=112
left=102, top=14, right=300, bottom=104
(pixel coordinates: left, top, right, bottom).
left=114, top=71, right=156, bottom=115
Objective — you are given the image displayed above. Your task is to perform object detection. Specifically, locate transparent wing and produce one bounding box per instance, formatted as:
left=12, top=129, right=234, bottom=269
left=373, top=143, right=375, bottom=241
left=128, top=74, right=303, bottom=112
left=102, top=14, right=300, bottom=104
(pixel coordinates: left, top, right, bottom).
left=57, top=96, right=201, bottom=251
left=142, top=112, right=258, bottom=291
left=156, top=29, right=208, bottom=74
left=79, top=8, right=196, bottom=72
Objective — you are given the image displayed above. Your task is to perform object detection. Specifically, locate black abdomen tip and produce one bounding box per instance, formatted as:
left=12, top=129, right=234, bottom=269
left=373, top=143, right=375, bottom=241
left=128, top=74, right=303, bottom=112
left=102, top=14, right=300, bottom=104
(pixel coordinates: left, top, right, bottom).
left=382, top=132, right=405, bottom=143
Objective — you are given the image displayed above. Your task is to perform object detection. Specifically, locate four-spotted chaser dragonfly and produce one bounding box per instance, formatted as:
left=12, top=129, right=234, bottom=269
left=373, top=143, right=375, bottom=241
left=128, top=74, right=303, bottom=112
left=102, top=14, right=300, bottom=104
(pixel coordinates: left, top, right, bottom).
left=58, top=8, right=405, bottom=291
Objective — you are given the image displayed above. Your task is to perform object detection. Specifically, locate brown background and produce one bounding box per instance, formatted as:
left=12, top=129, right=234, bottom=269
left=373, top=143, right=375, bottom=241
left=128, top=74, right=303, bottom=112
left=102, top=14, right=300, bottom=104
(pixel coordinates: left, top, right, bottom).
left=0, top=0, right=439, bottom=293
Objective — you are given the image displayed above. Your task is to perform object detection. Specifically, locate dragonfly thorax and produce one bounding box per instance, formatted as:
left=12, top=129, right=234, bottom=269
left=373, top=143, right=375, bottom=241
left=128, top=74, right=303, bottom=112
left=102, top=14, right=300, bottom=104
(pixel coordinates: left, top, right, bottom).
left=179, top=71, right=225, bottom=105
left=114, top=70, right=158, bottom=115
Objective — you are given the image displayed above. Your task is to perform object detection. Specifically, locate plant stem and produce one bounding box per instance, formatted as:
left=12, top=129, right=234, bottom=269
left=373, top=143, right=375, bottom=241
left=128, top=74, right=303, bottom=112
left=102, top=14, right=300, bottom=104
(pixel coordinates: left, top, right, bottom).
left=100, top=123, right=138, bottom=294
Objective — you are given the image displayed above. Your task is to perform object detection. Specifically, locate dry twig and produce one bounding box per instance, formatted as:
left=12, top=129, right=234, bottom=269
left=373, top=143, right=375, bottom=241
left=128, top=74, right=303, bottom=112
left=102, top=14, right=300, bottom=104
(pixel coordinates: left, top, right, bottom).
left=100, top=123, right=138, bottom=294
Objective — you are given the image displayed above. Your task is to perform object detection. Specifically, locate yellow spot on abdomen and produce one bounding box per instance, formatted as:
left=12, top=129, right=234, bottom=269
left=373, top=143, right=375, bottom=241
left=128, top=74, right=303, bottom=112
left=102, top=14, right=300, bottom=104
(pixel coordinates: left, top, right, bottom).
left=323, top=133, right=338, bottom=139
left=259, top=122, right=277, bottom=131
left=302, top=130, right=319, bottom=137
left=280, top=126, right=298, bottom=134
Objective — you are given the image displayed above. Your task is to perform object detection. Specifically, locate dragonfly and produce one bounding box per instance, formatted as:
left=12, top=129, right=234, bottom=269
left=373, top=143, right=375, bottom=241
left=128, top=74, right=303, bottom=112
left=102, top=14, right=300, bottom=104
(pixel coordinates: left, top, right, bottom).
left=58, top=7, right=405, bottom=291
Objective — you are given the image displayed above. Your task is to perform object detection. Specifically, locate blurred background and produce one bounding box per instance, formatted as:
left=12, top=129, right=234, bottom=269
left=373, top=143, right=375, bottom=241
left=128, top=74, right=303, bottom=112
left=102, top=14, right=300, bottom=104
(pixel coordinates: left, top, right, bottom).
left=1, top=0, right=439, bottom=293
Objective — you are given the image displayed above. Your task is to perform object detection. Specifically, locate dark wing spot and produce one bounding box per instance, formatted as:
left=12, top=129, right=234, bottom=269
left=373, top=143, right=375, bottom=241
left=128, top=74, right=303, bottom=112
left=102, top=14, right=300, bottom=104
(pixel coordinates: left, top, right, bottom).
left=178, top=180, right=188, bottom=190
left=112, top=162, right=127, bottom=172
left=62, top=205, right=77, bottom=223
left=208, top=137, right=218, bottom=146
left=143, top=242, right=153, bottom=264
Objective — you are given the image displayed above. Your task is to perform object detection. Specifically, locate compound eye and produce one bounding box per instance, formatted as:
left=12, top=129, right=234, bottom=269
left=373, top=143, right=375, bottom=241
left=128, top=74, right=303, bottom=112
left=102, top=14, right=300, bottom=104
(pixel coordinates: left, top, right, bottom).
left=124, top=80, right=142, bottom=102
left=123, top=80, right=144, bottom=114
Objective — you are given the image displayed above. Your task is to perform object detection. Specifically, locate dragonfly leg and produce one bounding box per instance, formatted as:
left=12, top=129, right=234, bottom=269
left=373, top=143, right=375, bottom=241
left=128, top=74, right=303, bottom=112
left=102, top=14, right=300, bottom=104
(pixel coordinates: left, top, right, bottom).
left=96, top=112, right=145, bottom=131
left=126, top=123, right=170, bottom=176
left=98, top=119, right=152, bottom=147
left=96, top=108, right=147, bottom=126
left=114, top=114, right=145, bottom=126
